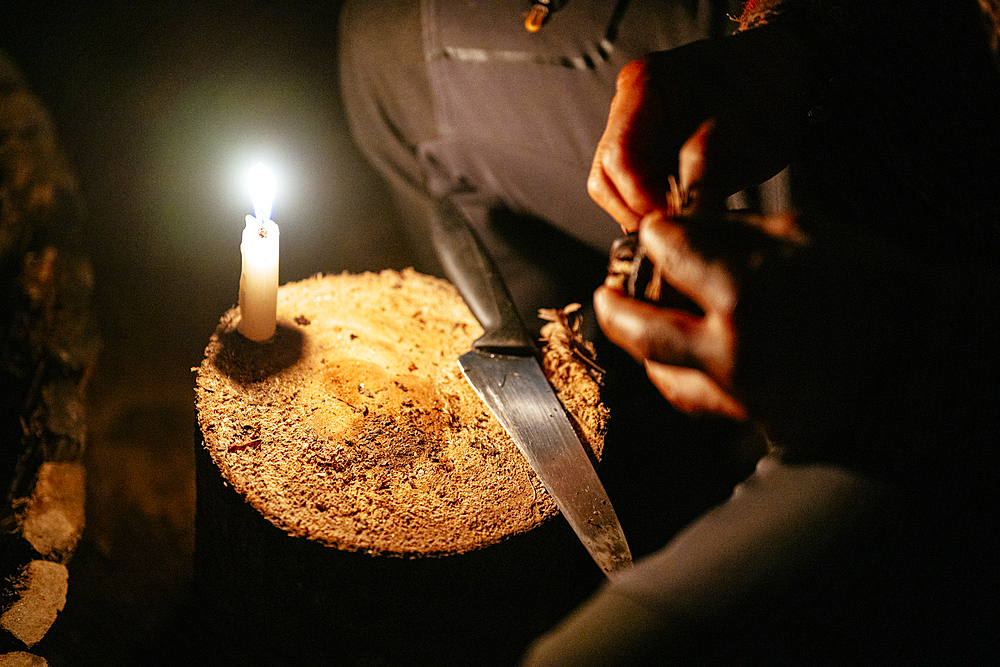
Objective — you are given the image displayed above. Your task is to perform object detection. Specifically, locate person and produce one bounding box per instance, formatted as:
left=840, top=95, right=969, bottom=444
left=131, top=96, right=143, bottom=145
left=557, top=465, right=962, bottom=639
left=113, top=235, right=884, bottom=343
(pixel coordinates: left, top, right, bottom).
left=339, top=0, right=742, bottom=333
left=341, top=1, right=999, bottom=663
left=526, top=0, right=1000, bottom=663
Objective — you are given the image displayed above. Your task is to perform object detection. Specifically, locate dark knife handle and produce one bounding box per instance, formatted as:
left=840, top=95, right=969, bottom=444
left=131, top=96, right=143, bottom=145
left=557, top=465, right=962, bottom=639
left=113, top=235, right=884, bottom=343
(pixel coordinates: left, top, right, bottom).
left=429, top=199, right=536, bottom=355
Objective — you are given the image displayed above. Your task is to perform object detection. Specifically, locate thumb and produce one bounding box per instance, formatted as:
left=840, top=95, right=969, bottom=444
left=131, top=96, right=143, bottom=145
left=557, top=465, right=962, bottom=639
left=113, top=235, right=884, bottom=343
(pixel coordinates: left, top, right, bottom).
left=678, top=118, right=725, bottom=214
left=645, top=360, right=746, bottom=419
left=679, top=114, right=796, bottom=212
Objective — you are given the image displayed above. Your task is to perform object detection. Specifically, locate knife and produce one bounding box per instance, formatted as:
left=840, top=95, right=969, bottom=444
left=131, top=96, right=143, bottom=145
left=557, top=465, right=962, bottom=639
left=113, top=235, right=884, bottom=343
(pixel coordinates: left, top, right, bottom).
left=429, top=199, right=632, bottom=576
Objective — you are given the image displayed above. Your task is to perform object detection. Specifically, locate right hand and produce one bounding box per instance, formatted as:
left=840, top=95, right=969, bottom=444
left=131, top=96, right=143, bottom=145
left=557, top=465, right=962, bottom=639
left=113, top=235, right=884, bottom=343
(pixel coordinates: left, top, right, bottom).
left=588, top=31, right=822, bottom=231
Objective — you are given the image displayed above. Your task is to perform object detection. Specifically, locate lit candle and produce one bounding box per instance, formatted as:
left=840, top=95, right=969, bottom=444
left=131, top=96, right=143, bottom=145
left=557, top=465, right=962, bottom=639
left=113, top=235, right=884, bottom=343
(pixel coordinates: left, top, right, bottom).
left=238, top=163, right=279, bottom=341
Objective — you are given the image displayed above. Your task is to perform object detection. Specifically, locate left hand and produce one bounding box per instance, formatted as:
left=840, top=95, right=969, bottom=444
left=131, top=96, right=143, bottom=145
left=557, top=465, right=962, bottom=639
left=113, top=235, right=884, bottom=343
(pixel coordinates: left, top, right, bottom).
left=588, top=31, right=823, bottom=231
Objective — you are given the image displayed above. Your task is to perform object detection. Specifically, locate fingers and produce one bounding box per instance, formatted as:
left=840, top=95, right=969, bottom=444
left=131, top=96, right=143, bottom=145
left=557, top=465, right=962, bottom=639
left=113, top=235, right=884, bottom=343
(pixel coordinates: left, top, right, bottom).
left=678, top=118, right=725, bottom=214
left=594, top=285, right=743, bottom=418
left=638, top=211, right=737, bottom=314
left=588, top=60, right=669, bottom=232
left=594, top=285, right=705, bottom=371
left=587, top=155, right=644, bottom=232
left=678, top=110, right=798, bottom=216
left=644, top=361, right=747, bottom=420
left=595, top=210, right=741, bottom=414
left=740, top=211, right=808, bottom=245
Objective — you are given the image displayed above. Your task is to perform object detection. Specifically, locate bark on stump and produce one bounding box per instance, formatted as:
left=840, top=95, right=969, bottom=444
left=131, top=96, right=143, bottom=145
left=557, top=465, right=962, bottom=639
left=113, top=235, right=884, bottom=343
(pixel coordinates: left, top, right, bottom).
left=194, top=271, right=608, bottom=665
left=1, top=53, right=98, bottom=658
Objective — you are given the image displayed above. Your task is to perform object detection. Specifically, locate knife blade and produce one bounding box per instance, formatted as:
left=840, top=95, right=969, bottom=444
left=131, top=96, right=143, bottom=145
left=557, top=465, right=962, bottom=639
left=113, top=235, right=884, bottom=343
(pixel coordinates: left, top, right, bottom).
left=429, top=199, right=632, bottom=576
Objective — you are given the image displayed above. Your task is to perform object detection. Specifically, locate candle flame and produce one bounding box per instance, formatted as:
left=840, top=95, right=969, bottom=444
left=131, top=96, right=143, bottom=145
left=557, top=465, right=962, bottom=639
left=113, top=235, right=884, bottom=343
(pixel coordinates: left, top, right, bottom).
left=248, top=162, right=276, bottom=221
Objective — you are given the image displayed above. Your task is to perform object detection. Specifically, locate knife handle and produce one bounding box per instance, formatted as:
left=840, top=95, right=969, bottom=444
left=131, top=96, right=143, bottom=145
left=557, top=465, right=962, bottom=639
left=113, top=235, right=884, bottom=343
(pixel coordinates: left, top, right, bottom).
left=430, top=199, right=536, bottom=355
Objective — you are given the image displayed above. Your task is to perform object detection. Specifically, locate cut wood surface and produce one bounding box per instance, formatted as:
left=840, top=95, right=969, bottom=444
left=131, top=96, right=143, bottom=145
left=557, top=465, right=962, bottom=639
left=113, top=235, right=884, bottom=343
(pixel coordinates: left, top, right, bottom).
left=0, top=651, right=48, bottom=667
left=195, top=269, right=607, bottom=557
left=193, top=269, right=610, bottom=664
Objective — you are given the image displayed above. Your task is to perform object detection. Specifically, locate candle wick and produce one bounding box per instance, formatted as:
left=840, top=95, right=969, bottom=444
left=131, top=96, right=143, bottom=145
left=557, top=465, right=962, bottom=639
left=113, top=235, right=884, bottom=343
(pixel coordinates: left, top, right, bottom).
left=258, top=224, right=268, bottom=239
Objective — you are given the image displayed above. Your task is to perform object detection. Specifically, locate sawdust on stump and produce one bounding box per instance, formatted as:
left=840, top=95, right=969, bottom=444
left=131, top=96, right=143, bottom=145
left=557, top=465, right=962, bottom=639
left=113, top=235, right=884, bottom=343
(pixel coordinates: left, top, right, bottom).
left=195, top=268, right=607, bottom=557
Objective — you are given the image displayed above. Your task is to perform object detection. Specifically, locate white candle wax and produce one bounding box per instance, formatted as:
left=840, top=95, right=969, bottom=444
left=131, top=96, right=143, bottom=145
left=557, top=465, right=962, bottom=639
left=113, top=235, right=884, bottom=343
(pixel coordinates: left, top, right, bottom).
left=237, top=163, right=279, bottom=341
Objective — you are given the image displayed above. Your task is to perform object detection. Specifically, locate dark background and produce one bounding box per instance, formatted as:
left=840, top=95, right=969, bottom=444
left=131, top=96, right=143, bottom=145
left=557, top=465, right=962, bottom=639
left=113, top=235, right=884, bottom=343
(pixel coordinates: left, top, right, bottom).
left=2, top=1, right=419, bottom=662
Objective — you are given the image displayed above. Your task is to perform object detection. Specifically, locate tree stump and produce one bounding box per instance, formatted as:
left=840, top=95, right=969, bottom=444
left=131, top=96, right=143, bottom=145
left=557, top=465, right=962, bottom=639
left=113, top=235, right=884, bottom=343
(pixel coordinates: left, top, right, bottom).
left=1, top=53, right=99, bottom=658
left=193, top=270, right=608, bottom=665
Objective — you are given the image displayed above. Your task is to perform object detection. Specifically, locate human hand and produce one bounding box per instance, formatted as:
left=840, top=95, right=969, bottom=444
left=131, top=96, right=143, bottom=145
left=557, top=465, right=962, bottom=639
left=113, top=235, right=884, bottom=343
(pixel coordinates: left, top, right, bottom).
left=588, top=31, right=821, bottom=231
left=586, top=55, right=693, bottom=232
left=594, top=210, right=743, bottom=418
left=595, top=208, right=805, bottom=420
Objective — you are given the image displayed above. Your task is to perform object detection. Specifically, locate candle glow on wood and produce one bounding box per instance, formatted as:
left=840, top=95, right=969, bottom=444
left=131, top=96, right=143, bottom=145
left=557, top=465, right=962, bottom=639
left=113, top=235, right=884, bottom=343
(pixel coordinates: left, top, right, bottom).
left=238, top=163, right=279, bottom=341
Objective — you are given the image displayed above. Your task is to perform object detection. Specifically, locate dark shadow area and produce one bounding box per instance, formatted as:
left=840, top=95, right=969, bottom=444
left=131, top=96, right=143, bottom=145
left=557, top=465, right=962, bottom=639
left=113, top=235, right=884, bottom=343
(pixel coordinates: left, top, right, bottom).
left=487, top=207, right=609, bottom=338
left=187, top=438, right=605, bottom=667
left=212, top=322, right=304, bottom=384
left=488, top=207, right=608, bottom=299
